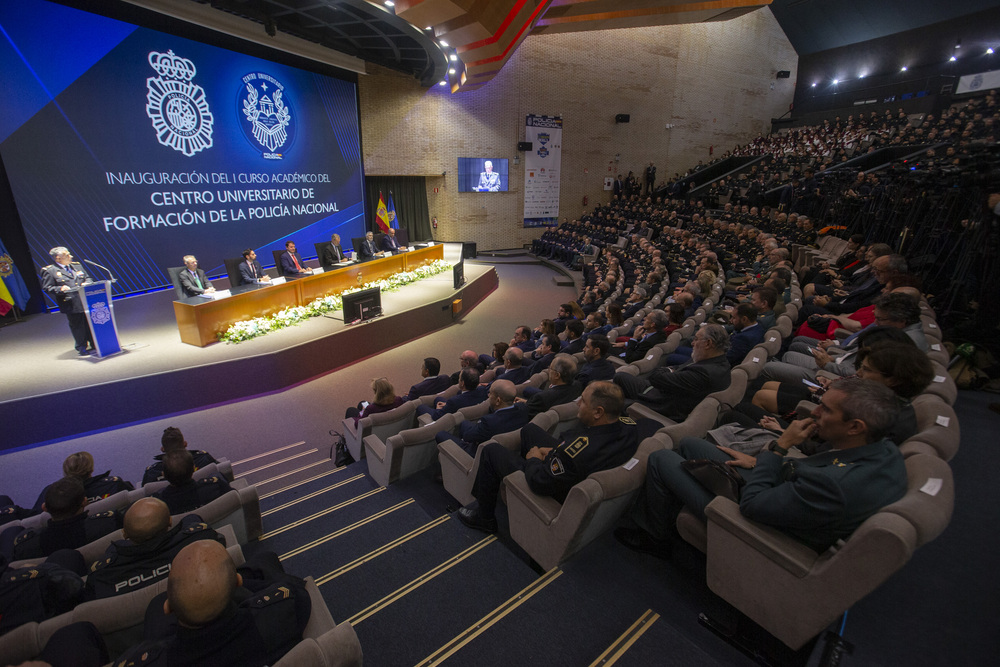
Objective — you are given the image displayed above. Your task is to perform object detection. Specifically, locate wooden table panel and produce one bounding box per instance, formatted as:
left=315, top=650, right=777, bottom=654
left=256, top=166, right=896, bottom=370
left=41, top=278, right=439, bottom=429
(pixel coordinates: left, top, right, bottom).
left=173, top=244, right=445, bottom=346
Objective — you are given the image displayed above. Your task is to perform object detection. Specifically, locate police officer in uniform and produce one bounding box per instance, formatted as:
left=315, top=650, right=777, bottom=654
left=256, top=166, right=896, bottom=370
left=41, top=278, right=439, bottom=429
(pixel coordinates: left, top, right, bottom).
left=152, top=450, right=231, bottom=515
left=116, top=541, right=311, bottom=666
left=457, top=381, right=644, bottom=533
left=142, top=426, right=219, bottom=486
left=4, top=477, right=122, bottom=561
left=40, top=246, right=95, bottom=355
left=32, top=451, right=134, bottom=510
left=84, top=498, right=223, bottom=600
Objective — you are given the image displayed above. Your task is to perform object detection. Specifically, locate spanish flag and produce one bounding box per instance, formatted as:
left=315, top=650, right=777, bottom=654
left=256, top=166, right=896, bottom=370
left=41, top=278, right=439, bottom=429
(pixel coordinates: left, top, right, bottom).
left=0, top=237, right=30, bottom=316
left=375, top=192, right=391, bottom=233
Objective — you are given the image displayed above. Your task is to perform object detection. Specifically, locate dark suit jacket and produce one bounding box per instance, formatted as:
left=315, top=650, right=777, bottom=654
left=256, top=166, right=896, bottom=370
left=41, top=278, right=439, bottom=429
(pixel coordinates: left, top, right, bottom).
left=526, top=382, right=582, bottom=417
left=576, top=358, right=616, bottom=387
left=496, top=366, right=533, bottom=386
left=320, top=244, right=347, bottom=268
left=563, top=338, right=585, bottom=355
left=178, top=268, right=212, bottom=297
left=727, top=323, right=765, bottom=366
left=380, top=234, right=401, bottom=253
left=40, top=263, right=92, bottom=312
left=406, top=375, right=454, bottom=401
left=644, top=354, right=732, bottom=421
left=458, top=404, right=530, bottom=448
left=238, top=259, right=265, bottom=285
left=527, top=352, right=556, bottom=376
left=359, top=239, right=381, bottom=261
left=624, top=330, right=667, bottom=364
left=280, top=251, right=307, bottom=276
left=419, top=387, right=488, bottom=421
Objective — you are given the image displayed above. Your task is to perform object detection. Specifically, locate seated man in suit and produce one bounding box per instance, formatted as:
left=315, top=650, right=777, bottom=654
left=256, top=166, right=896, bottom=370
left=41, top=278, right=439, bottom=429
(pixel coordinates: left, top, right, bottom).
left=457, top=381, right=642, bottom=533
left=116, top=541, right=310, bottom=666
left=518, top=353, right=582, bottom=417
left=358, top=231, right=385, bottom=261
left=726, top=303, right=765, bottom=366
left=616, top=378, right=907, bottom=557
left=406, top=357, right=453, bottom=400
left=238, top=248, right=270, bottom=285
left=142, top=426, right=218, bottom=486
left=416, top=368, right=486, bottom=421
left=179, top=255, right=215, bottom=297
left=562, top=319, right=586, bottom=355
left=612, top=309, right=669, bottom=363
left=380, top=227, right=409, bottom=254
left=494, top=347, right=532, bottom=386
left=83, top=498, right=223, bottom=600
left=152, top=450, right=231, bottom=515
left=613, top=324, right=732, bottom=422
left=435, top=380, right=530, bottom=457
left=320, top=233, right=352, bottom=268
left=3, top=477, right=123, bottom=561
left=576, top=334, right=616, bottom=387
left=526, top=334, right=560, bottom=375
left=510, top=325, right=536, bottom=354
left=280, top=241, right=313, bottom=277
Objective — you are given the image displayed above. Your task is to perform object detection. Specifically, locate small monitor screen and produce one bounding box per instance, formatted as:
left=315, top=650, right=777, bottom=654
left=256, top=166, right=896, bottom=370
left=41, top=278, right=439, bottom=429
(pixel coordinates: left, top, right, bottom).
left=458, top=158, right=508, bottom=192
left=343, top=287, right=381, bottom=323
left=453, top=260, right=465, bottom=289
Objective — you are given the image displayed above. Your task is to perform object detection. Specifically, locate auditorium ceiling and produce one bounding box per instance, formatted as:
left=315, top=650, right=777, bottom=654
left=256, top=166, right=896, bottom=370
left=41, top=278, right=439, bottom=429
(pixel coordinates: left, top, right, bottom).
left=124, top=1, right=1000, bottom=91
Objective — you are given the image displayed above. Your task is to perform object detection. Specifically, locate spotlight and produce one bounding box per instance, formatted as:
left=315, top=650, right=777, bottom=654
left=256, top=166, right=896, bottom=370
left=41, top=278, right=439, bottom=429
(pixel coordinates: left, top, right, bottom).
left=449, top=68, right=455, bottom=74
left=955, top=39, right=961, bottom=49
left=900, top=66, right=908, bottom=72
left=438, top=80, right=447, bottom=86
left=950, top=55, right=957, bottom=62
left=439, top=40, right=449, bottom=47
left=811, top=82, right=817, bottom=87
left=988, top=48, right=995, bottom=55
left=832, top=79, right=839, bottom=84
left=449, top=54, right=457, bottom=61
left=859, top=73, right=866, bottom=79
left=384, top=1, right=394, bottom=7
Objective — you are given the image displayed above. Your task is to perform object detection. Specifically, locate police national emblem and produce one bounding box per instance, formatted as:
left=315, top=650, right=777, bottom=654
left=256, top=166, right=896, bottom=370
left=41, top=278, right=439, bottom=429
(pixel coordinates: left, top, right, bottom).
left=90, top=301, right=112, bottom=325
left=239, top=72, right=294, bottom=159
left=146, top=50, right=214, bottom=156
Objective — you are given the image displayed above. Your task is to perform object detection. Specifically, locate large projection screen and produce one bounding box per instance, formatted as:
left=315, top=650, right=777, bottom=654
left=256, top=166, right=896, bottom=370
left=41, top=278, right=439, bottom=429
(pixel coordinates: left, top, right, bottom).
left=0, top=0, right=366, bottom=305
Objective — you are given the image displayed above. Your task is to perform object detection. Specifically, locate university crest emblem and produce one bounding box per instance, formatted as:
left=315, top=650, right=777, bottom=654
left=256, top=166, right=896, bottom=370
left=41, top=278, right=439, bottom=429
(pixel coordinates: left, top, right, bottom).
left=240, top=72, right=294, bottom=158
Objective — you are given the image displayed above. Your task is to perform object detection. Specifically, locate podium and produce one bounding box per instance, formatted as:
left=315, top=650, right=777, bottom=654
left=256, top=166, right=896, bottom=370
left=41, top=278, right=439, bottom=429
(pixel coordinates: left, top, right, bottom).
left=78, top=281, right=122, bottom=358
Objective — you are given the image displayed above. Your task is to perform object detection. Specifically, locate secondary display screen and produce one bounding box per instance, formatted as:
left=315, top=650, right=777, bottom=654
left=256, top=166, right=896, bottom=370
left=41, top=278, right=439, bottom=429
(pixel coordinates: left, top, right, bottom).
left=458, top=158, right=508, bottom=192
left=0, top=0, right=366, bottom=303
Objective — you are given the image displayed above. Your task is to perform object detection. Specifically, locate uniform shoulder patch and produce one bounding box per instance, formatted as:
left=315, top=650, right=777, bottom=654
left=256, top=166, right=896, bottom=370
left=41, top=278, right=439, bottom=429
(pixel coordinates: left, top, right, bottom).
left=13, top=530, right=35, bottom=546
left=563, top=436, right=589, bottom=459
left=91, top=510, right=116, bottom=519
left=251, top=585, right=291, bottom=607
left=549, top=456, right=566, bottom=476
left=619, top=416, right=636, bottom=425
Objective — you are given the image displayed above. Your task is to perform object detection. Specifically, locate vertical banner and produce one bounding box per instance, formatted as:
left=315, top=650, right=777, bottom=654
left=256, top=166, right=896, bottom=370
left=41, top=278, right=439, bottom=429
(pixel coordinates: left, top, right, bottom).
left=523, top=115, right=562, bottom=227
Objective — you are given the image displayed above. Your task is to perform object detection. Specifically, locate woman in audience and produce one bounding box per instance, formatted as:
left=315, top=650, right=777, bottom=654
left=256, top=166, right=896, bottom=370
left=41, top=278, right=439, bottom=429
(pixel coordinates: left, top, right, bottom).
left=345, top=377, right=407, bottom=424
left=606, top=303, right=624, bottom=329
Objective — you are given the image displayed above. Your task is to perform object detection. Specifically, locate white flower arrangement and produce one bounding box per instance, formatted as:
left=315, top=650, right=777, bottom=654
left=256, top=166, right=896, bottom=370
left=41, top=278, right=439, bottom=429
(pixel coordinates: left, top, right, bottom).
left=219, top=259, right=452, bottom=343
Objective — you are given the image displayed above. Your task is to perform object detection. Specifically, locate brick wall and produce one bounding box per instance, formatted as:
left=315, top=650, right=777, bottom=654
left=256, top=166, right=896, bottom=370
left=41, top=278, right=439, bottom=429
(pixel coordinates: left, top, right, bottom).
left=359, top=8, right=797, bottom=250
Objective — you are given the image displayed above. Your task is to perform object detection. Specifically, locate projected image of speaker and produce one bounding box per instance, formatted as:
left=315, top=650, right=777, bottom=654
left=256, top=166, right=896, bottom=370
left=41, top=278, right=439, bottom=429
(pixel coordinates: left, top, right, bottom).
left=453, top=259, right=465, bottom=289
left=343, top=287, right=382, bottom=324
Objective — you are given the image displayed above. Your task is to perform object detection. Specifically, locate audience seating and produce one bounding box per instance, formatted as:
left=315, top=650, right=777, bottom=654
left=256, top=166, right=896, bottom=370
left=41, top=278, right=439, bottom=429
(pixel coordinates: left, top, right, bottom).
left=172, top=482, right=263, bottom=544
left=697, top=453, right=954, bottom=650
left=504, top=433, right=668, bottom=570
left=13, top=490, right=133, bottom=532
left=364, top=413, right=461, bottom=487
left=341, top=399, right=420, bottom=461
left=898, top=394, right=960, bottom=462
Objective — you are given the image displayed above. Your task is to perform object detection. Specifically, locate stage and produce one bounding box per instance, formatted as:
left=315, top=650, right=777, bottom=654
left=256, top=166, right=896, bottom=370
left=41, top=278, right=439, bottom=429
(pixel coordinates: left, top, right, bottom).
left=0, top=243, right=496, bottom=452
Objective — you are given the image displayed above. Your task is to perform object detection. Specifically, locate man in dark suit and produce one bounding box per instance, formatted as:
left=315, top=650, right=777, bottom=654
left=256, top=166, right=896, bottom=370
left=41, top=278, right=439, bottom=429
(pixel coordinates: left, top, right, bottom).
left=519, top=354, right=582, bottom=417
left=435, top=380, right=530, bottom=457
left=238, top=248, right=270, bottom=285
left=280, top=241, right=313, bottom=277
left=40, top=246, right=95, bottom=355
left=510, top=325, right=536, bottom=354
left=576, top=334, right=616, bottom=387
left=358, top=231, right=384, bottom=261
left=406, top=358, right=453, bottom=400
left=614, top=324, right=732, bottom=421
left=613, top=310, right=669, bottom=363
left=726, top=303, right=764, bottom=366
left=494, top=347, right=532, bottom=386
left=526, top=334, right=560, bottom=375
left=562, top=320, right=586, bottom=355
left=178, top=254, right=215, bottom=298
left=380, top=228, right=408, bottom=254
left=416, top=368, right=486, bottom=421
left=320, top=233, right=351, bottom=268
